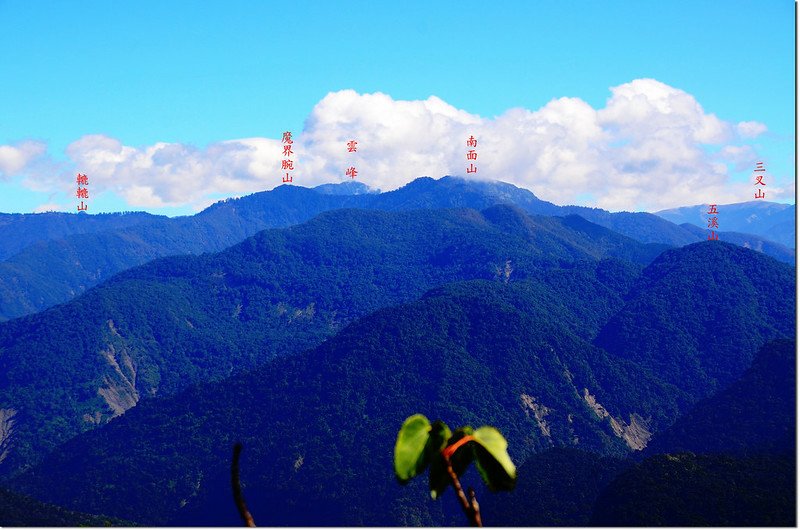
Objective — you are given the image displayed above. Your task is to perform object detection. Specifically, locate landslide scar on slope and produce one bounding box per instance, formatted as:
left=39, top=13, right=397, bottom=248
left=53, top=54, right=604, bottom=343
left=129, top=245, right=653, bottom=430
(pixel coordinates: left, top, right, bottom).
left=520, top=393, right=553, bottom=441
left=0, top=408, right=17, bottom=464
left=96, top=320, right=140, bottom=418
left=583, top=388, right=651, bottom=451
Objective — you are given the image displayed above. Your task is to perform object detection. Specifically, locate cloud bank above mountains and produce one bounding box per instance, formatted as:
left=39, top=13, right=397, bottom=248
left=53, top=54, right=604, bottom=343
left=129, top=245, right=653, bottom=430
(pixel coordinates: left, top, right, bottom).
left=0, top=79, right=784, bottom=212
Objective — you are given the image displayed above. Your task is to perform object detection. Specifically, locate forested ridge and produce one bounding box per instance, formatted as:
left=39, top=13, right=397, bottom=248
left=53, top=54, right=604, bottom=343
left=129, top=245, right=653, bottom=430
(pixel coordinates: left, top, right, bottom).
left=0, top=205, right=665, bottom=477
left=0, top=182, right=793, bottom=526
left=7, top=243, right=795, bottom=526
left=0, top=176, right=790, bottom=321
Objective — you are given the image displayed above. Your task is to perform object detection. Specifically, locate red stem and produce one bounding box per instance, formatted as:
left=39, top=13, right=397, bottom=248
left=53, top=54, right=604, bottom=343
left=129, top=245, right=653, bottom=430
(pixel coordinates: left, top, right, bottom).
left=441, top=436, right=482, bottom=527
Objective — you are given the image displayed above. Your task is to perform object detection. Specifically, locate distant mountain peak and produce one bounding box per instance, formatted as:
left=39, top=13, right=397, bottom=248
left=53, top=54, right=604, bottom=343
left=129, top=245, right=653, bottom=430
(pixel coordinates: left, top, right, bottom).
left=655, top=200, right=795, bottom=249
left=656, top=200, right=794, bottom=213
left=313, top=181, right=378, bottom=195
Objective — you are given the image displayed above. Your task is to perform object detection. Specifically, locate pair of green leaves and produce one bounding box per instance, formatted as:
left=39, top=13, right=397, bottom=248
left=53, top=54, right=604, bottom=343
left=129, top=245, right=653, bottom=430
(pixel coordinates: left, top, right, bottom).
left=393, top=414, right=516, bottom=498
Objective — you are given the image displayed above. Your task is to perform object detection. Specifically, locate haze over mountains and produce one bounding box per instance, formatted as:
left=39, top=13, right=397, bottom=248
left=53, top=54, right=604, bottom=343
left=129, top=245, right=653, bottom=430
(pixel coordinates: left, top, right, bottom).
left=656, top=200, right=795, bottom=248
left=676, top=222, right=795, bottom=263
left=0, top=176, right=794, bottom=526
left=0, top=211, right=162, bottom=261
left=0, top=177, right=792, bottom=321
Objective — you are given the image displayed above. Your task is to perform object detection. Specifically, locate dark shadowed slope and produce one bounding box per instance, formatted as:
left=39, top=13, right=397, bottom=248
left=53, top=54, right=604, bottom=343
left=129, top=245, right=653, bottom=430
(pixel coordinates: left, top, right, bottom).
left=645, top=339, right=795, bottom=457
left=590, top=453, right=795, bottom=526
left=480, top=448, right=627, bottom=526
left=0, top=487, right=132, bottom=527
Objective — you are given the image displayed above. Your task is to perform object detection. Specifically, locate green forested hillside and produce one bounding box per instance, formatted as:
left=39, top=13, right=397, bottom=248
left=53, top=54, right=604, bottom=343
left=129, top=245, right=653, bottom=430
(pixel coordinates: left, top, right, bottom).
left=0, top=210, right=161, bottom=260
left=0, top=176, right=734, bottom=321
left=10, top=240, right=795, bottom=525
left=481, top=340, right=796, bottom=526
left=11, top=277, right=686, bottom=525
left=0, top=205, right=659, bottom=477
left=588, top=339, right=797, bottom=526
left=0, top=185, right=357, bottom=321
left=480, top=340, right=797, bottom=527
left=594, top=241, right=795, bottom=399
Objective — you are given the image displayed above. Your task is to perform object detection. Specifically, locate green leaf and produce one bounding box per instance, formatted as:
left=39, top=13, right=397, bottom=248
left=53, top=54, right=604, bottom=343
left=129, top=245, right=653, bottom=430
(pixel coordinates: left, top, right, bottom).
left=394, top=414, right=432, bottom=483
left=472, top=426, right=517, bottom=491
left=428, top=454, right=449, bottom=500
left=425, top=420, right=452, bottom=462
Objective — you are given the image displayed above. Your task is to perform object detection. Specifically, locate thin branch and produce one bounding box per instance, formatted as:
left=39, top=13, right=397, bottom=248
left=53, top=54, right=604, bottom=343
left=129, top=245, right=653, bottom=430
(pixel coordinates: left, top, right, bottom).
left=468, top=487, right=482, bottom=527
left=443, top=455, right=482, bottom=527
left=231, top=442, right=256, bottom=527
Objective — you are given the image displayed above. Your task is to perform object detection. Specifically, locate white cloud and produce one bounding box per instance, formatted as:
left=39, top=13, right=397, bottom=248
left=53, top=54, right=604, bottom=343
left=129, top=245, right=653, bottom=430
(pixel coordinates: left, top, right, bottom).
left=598, top=78, right=732, bottom=143
left=59, top=135, right=284, bottom=207
left=295, top=90, right=482, bottom=192
left=0, top=141, right=47, bottom=178
left=771, top=179, right=795, bottom=201
left=716, top=145, right=759, bottom=172
left=736, top=120, right=768, bottom=138
left=0, top=80, right=776, bottom=211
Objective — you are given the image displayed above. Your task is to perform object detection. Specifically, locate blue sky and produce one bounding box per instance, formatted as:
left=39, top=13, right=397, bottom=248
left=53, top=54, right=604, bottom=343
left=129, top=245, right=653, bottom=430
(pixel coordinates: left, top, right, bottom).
left=0, top=0, right=794, bottom=215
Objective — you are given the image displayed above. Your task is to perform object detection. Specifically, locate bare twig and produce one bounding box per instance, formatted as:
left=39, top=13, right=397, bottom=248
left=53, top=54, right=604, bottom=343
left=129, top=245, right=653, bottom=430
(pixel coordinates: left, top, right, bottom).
left=468, top=487, right=482, bottom=527
left=443, top=454, right=482, bottom=527
left=231, top=442, right=256, bottom=527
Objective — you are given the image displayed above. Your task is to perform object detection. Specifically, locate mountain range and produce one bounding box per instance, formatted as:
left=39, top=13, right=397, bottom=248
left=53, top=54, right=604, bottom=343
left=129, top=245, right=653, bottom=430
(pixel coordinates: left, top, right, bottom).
left=656, top=200, right=795, bottom=248
left=0, top=177, right=794, bottom=526
left=6, top=240, right=794, bottom=525
left=677, top=222, right=795, bottom=263
left=0, top=177, right=792, bottom=322
left=0, top=204, right=669, bottom=477
left=0, top=210, right=161, bottom=260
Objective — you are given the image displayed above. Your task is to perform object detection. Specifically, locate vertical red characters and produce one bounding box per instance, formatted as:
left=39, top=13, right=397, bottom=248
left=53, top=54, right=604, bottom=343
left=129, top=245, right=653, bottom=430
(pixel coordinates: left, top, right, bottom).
left=466, top=135, right=478, bottom=174
left=707, top=204, right=719, bottom=240
left=282, top=131, right=295, bottom=183
left=753, top=161, right=766, bottom=199
left=346, top=139, right=358, bottom=179
left=76, top=173, right=89, bottom=212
